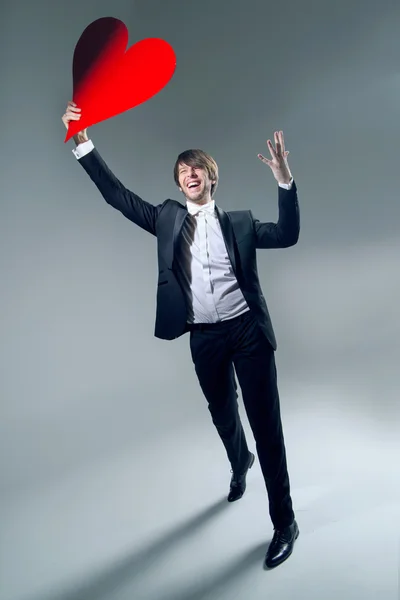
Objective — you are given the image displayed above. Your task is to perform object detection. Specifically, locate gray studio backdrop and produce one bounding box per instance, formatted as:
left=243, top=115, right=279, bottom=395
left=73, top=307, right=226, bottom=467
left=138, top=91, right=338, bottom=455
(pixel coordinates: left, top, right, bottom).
left=0, top=0, right=399, bottom=596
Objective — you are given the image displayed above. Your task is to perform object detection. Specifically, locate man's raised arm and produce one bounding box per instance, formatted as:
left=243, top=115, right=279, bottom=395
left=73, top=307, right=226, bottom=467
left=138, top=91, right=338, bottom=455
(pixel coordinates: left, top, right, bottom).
left=254, top=130, right=300, bottom=248
left=62, top=101, right=161, bottom=236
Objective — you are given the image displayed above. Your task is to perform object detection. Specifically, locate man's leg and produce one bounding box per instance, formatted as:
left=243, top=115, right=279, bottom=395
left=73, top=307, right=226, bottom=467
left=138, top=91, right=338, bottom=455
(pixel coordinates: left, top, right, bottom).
left=189, top=328, right=250, bottom=474
left=230, top=313, right=295, bottom=529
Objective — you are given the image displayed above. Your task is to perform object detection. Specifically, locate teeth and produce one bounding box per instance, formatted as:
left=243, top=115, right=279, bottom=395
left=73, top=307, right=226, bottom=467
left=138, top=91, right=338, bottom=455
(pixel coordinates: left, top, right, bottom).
left=188, top=183, right=199, bottom=188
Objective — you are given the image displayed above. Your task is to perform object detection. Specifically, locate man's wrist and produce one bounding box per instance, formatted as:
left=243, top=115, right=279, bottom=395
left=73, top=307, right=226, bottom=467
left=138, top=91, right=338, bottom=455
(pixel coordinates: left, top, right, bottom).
left=72, top=139, right=94, bottom=159
left=278, top=176, right=293, bottom=190
left=73, top=134, right=89, bottom=145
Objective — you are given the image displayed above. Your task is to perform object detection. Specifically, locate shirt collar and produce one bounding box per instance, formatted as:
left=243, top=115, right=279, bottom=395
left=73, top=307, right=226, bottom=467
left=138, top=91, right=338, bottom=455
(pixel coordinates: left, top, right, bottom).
left=186, top=199, right=215, bottom=216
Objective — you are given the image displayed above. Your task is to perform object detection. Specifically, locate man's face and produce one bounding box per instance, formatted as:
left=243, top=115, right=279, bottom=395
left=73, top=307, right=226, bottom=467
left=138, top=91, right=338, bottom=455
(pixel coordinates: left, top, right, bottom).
left=178, top=162, right=215, bottom=204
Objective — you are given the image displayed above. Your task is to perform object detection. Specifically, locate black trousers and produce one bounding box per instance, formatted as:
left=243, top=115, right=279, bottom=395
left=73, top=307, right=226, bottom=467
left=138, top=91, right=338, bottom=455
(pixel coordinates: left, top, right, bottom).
left=187, top=309, right=294, bottom=529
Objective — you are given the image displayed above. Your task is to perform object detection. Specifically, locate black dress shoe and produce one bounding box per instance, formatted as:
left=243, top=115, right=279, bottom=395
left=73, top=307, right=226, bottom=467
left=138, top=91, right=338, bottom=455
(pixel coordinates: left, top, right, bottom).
left=227, top=452, right=255, bottom=502
left=264, top=519, right=299, bottom=569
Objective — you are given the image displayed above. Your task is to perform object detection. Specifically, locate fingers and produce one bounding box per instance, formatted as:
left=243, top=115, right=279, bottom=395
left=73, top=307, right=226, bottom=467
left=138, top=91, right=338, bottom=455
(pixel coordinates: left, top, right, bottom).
left=66, top=102, right=81, bottom=116
left=267, top=139, right=277, bottom=159
left=258, top=153, right=272, bottom=166
left=62, top=101, right=82, bottom=127
left=278, top=130, right=285, bottom=153
left=259, top=150, right=288, bottom=163
left=267, top=131, right=286, bottom=159
left=64, top=111, right=81, bottom=120
left=258, top=130, right=289, bottom=166
left=67, top=102, right=81, bottom=114
left=274, top=130, right=286, bottom=156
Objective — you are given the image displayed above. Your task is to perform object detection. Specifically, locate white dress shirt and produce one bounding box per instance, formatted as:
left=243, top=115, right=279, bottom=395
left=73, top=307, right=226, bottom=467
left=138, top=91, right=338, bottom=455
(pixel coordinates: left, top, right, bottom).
left=73, top=140, right=293, bottom=324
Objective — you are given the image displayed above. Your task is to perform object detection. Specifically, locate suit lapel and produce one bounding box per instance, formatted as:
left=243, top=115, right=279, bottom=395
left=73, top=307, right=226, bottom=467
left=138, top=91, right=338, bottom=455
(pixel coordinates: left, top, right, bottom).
left=169, top=204, right=237, bottom=276
left=169, top=207, right=188, bottom=268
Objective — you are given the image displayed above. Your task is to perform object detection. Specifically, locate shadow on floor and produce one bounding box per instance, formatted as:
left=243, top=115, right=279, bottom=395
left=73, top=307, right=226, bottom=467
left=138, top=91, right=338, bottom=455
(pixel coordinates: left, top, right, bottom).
left=32, top=496, right=268, bottom=600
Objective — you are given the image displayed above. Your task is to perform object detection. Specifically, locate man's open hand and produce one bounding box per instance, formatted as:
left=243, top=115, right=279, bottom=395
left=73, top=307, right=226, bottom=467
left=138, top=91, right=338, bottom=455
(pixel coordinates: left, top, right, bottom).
left=258, top=131, right=292, bottom=185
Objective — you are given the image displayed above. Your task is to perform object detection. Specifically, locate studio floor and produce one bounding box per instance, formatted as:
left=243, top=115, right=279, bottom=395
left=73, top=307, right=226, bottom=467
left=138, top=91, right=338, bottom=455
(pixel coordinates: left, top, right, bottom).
left=1, top=396, right=399, bottom=600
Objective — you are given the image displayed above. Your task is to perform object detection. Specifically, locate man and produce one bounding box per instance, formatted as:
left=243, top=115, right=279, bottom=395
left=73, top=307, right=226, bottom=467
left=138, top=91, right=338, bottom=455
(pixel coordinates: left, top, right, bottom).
left=62, top=101, right=300, bottom=569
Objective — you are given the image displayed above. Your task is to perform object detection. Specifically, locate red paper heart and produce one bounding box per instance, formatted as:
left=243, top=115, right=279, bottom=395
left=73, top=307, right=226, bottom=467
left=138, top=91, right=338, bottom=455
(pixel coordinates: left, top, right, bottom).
left=65, top=17, right=176, bottom=142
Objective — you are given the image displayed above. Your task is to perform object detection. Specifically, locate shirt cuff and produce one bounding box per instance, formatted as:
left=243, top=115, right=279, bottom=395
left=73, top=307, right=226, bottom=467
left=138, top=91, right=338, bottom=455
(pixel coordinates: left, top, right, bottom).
left=72, top=139, right=94, bottom=159
left=278, top=177, right=293, bottom=190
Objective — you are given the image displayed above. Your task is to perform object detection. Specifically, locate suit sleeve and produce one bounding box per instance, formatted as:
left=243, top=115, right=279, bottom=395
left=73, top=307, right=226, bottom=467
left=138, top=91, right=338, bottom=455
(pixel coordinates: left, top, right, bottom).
left=77, top=147, right=161, bottom=236
left=253, top=181, right=300, bottom=248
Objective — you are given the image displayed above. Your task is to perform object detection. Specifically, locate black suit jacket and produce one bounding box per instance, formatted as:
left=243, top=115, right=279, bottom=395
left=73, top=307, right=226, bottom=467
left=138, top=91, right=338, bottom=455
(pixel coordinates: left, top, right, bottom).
left=78, top=149, right=300, bottom=350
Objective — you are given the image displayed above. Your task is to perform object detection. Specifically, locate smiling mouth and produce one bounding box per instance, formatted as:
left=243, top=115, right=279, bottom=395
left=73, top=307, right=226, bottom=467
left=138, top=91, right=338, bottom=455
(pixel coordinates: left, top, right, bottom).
left=187, top=182, right=200, bottom=190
